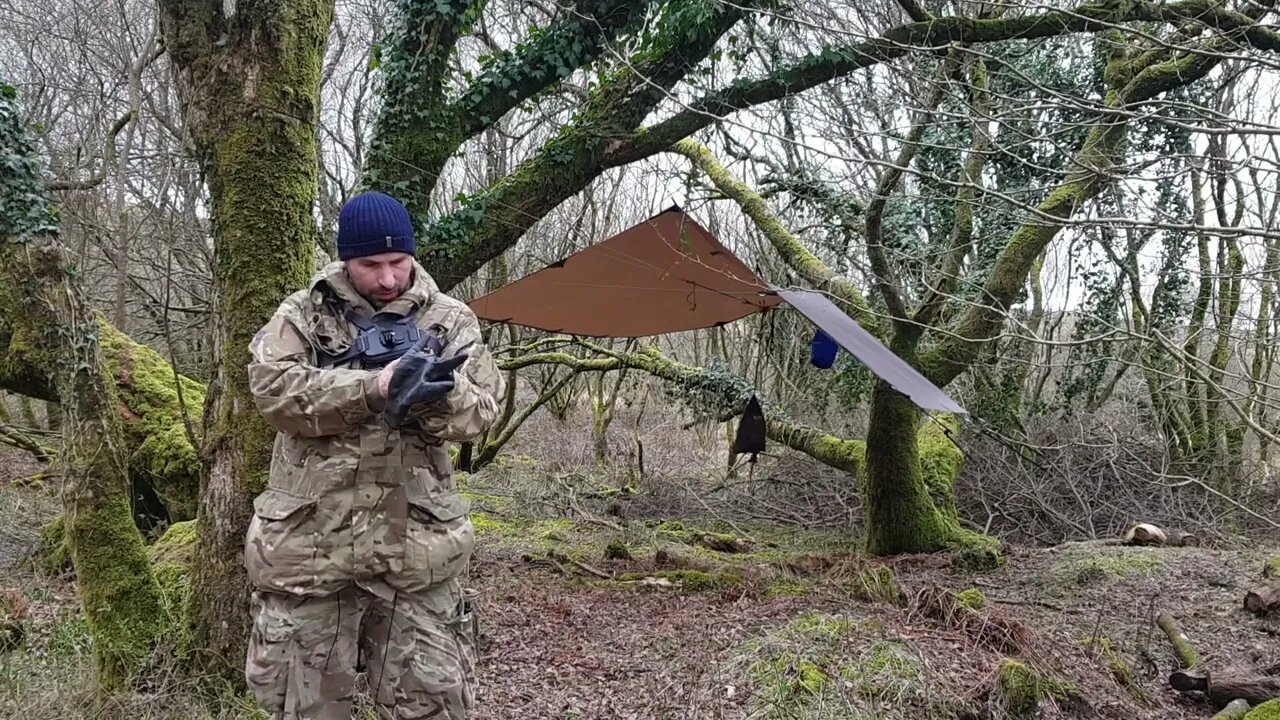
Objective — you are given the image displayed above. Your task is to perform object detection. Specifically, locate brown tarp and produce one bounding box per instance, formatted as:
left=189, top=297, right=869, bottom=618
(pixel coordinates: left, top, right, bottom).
left=467, top=206, right=781, bottom=337
left=467, top=206, right=966, bottom=415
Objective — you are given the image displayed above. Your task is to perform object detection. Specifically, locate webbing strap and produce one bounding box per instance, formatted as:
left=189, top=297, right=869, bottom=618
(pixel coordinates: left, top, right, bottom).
left=314, top=306, right=436, bottom=369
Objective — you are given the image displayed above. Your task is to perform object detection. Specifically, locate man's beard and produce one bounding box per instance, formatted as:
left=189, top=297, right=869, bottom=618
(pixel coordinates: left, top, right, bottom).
left=352, top=268, right=413, bottom=308
left=366, top=286, right=403, bottom=308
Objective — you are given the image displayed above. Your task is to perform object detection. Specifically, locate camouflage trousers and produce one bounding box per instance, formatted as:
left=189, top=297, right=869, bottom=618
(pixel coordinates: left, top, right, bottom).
left=245, top=579, right=478, bottom=719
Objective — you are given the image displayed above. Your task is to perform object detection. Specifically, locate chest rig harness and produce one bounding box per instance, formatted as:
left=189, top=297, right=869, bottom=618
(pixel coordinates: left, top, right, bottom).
left=313, top=299, right=446, bottom=371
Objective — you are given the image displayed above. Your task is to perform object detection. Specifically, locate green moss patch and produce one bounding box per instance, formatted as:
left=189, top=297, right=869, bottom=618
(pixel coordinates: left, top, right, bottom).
left=34, top=515, right=71, bottom=575
left=470, top=511, right=578, bottom=545
left=991, top=658, right=1079, bottom=716
left=1059, top=551, right=1161, bottom=585
left=145, top=520, right=197, bottom=657
left=766, top=578, right=809, bottom=598
left=1246, top=699, right=1280, bottom=720
left=735, top=611, right=952, bottom=719
left=949, top=532, right=1005, bottom=572
left=99, top=323, right=205, bottom=522
left=919, top=414, right=964, bottom=521
left=955, top=588, right=987, bottom=611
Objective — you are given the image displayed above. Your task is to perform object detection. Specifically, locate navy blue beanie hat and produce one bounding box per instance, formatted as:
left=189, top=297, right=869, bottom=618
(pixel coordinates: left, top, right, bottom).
left=337, top=191, right=416, bottom=260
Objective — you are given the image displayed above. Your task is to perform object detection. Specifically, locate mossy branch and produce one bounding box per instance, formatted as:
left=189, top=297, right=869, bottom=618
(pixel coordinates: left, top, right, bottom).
left=365, top=0, right=651, bottom=222
left=454, top=0, right=652, bottom=137
left=920, top=37, right=1229, bottom=388
left=501, top=347, right=868, bottom=475
left=669, top=139, right=881, bottom=336
left=604, top=0, right=1280, bottom=167
left=368, top=0, right=475, bottom=147
left=1157, top=611, right=1200, bottom=669
left=422, top=0, right=746, bottom=291
left=0, top=314, right=206, bottom=521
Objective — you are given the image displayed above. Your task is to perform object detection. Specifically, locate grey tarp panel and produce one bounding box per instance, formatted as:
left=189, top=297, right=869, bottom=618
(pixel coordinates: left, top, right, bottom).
left=775, top=288, right=967, bottom=415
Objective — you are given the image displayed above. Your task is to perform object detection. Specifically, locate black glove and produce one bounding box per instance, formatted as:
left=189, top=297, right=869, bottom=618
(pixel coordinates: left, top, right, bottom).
left=383, top=336, right=469, bottom=429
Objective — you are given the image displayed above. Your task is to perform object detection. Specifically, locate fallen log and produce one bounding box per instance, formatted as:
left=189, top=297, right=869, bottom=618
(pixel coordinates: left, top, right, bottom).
left=1171, top=668, right=1280, bottom=707
left=1244, top=583, right=1280, bottom=616
left=1210, top=698, right=1250, bottom=720
left=1117, top=523, right=1201, bottom=547
left=1160, top=609, right=1280, bottom=708
left=1123, top=523, right=1168, bottom=546
left=695, top=533, right=754, bottom=554
left=1157, top=612, right=1199, bottom=669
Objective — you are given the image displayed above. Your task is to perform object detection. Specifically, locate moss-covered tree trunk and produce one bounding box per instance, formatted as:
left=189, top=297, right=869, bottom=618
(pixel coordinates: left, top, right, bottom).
left=159, top=0, right=334, bottom=682
left=863, top=384, right=948, bottom=554
left=0, top=83, right=165, bottom=690
left=0, top=322, right=205, bottom=523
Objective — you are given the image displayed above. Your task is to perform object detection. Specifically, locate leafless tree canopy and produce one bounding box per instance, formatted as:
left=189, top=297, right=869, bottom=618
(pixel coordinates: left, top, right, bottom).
left=4, top=0, right=1280, bottom=547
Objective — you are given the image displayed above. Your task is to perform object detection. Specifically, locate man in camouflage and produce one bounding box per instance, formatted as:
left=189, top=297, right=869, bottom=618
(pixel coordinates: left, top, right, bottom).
left=244, top=191, right=504, bottom=719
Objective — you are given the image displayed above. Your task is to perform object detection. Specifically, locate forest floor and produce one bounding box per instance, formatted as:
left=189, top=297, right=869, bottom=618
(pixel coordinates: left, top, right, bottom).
left=0, top=450, right=1277, bottom=719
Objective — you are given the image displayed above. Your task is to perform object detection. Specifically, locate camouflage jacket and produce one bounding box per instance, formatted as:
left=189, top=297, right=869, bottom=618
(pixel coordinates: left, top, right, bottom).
left=244, top=260, right=504, bottom=599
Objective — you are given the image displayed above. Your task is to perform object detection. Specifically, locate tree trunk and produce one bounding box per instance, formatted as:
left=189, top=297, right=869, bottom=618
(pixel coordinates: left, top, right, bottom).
left=159, top=0, right=335, bottom=684
left=0, top=85, right=164, bottom=690
left=456, top=442, right=474, bottom=473
left=0, top=321, right=205, bottom=523
left=3, top=245, right=166, bottom=689
left=864, top=382, right=964, bottom=554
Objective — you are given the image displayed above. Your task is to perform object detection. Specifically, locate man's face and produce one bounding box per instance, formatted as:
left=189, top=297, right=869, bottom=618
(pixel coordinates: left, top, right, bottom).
left=346, top=252, right=414, bottom=305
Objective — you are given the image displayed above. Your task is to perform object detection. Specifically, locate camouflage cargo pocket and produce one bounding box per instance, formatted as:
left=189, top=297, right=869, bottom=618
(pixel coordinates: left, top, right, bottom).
left=245, top=488, right=320, bottom=594
left=245, top=594, right=295, bottom=712
left=394, top=492, right=474, bottom=593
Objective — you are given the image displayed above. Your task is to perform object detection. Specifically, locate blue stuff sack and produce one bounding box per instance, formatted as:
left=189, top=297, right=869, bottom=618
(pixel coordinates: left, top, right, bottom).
left=810, top=329, right=838, bottom=369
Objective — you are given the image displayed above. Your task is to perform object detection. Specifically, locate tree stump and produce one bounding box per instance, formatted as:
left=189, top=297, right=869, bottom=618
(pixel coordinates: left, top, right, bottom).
left=1244, top=583, right=1280, bottom=616
left=1171, top=668, right=1280, bottom=706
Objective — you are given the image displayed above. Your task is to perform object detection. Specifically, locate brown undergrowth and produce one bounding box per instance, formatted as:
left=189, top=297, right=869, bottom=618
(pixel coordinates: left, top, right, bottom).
left=0, top=448, right=1277, bottom=719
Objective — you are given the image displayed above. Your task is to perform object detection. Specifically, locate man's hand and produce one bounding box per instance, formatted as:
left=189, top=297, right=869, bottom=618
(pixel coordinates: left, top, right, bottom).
left=382, top=337, right=469, bottom=429
left=377, top=358, right=400, bottom=399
